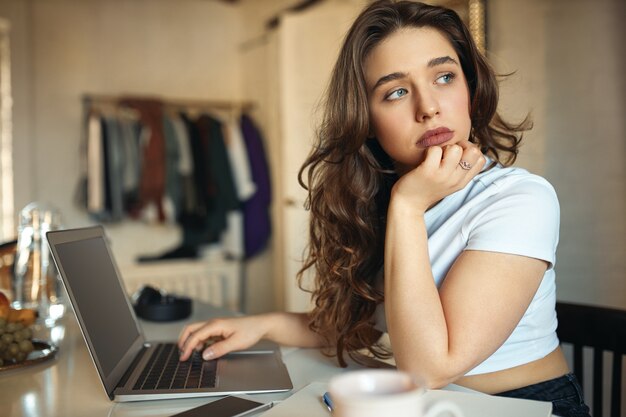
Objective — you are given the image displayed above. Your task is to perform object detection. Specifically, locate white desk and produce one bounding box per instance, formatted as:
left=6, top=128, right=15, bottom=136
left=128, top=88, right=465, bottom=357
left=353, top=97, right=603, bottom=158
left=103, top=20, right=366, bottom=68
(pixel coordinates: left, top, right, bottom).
left=0, top=303, right=554, bottom=417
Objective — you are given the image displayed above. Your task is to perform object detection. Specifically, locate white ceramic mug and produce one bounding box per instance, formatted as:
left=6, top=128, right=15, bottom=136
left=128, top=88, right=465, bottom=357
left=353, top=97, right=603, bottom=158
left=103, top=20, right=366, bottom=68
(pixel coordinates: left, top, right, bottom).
left=328, top=369, right=463, bottom=417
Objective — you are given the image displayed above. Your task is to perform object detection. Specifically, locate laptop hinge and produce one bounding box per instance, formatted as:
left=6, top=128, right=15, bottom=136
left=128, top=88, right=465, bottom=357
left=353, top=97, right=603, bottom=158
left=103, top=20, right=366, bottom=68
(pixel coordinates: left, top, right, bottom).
left=116, top=344, right=149, bottom=390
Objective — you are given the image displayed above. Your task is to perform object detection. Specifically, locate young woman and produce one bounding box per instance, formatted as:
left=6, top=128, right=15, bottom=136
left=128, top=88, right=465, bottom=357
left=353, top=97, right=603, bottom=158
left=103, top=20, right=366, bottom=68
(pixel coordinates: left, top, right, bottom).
left=178, top=2, right=590, bottom=415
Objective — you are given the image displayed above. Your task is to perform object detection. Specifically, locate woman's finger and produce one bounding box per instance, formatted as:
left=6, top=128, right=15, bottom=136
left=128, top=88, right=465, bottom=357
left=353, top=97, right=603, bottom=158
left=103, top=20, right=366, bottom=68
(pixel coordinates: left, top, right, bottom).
left=455, top=139, right=474, bottom=150
left=441, top=144, right=464, bottom=172
left=420, top=145, right=444, bottom=171
left=201, top=335, right=246, bottom=360
left=177, top=321, right=209, bottom=350
left=179, top=321, right=228, bottom=361
left=459, top=144, right=485, bottom=172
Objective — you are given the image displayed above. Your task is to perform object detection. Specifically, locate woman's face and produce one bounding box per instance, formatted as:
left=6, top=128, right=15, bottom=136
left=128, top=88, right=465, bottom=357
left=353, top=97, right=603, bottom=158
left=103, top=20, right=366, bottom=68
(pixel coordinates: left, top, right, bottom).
left=364, top=27, right=472, bottom=175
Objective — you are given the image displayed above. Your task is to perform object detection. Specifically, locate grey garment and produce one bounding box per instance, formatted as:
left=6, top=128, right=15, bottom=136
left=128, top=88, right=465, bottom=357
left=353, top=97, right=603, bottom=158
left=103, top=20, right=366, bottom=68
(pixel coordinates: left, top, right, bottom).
left=163, top=116, right=182, bottom=218
left=169, top=114, right=193, bottom=175
left=168, top=114, right=195, bottom=215
left=119, top=117, right=141, bottom=197
left=104, top=117, right=125, bottom=221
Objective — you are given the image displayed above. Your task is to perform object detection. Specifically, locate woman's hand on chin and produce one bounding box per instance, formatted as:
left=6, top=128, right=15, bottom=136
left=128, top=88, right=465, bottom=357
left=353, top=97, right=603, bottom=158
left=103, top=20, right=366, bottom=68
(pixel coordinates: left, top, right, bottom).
left=392, top=140, right=485, bottom=212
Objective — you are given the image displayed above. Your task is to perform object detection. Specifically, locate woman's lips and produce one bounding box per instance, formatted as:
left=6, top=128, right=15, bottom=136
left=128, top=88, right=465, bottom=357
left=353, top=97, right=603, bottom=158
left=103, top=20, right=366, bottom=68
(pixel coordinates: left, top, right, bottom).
left=417, top=127, right=454, bottom=147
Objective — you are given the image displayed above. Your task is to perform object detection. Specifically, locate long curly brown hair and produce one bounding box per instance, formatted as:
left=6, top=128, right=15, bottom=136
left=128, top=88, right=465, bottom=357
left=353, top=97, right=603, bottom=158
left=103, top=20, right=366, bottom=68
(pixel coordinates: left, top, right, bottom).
left=297, top=0, right=531, bottom=367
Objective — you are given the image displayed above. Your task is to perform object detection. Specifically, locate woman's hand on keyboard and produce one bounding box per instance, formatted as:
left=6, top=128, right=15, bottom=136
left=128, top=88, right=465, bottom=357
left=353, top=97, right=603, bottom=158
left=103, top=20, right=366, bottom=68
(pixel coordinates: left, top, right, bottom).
left=177, top=315, right=268, bottom=361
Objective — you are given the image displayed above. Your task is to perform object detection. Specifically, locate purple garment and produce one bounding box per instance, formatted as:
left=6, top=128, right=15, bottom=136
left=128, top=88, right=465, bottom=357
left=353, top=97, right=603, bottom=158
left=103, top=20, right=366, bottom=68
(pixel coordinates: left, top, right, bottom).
left=240, top=114, right=272, bottom=258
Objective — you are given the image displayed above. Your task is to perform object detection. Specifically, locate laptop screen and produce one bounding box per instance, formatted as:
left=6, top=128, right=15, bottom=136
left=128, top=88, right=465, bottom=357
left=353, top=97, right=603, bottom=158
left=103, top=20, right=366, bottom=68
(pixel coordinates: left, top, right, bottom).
left=55, top=236, right=140, bottom=377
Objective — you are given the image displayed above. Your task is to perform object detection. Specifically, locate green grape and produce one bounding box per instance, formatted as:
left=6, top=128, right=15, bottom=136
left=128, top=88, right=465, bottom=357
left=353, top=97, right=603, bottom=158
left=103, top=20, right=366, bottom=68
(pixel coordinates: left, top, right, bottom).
left=0, top=321, right=35, bottom=364
left=21, top=327, right=32, bottom=340
left=5, top=322, right=18, bottom=333
left=18, top=339, right=33, bottom=354
left=1, top=332, right=13, bottom=344
left=7, top=342, right=19, bottom=358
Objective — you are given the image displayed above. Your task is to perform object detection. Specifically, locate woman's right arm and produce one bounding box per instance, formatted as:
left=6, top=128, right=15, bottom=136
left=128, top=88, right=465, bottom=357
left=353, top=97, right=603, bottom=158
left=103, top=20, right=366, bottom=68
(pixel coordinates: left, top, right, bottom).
left=177, top=312, right=325, bottom=361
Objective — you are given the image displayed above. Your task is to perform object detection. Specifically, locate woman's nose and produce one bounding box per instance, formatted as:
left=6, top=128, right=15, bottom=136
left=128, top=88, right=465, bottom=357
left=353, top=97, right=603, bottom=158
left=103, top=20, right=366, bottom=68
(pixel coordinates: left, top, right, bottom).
left=415, top=92, right=439, bottom=122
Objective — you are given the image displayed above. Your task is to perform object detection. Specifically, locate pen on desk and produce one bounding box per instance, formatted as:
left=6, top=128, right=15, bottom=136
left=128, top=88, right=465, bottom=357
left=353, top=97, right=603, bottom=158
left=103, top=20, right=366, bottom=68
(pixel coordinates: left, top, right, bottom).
left=322, top=391, right=334, bottom=412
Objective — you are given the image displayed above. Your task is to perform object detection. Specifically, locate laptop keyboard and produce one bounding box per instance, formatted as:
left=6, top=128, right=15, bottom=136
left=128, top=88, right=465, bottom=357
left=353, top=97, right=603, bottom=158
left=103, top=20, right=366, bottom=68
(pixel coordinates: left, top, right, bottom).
left=133, top=343, right=217, bottom=390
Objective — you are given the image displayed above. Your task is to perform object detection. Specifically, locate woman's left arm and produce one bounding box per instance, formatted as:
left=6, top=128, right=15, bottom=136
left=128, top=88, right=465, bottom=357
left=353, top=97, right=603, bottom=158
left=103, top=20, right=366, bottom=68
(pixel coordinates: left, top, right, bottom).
left=385, top=210, right=546, bottom=387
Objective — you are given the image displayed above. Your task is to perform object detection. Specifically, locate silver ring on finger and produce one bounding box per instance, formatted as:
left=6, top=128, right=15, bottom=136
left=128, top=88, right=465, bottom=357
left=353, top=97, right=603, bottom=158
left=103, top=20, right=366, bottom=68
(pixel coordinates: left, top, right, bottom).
left=458, top=160, right=472, bottom=170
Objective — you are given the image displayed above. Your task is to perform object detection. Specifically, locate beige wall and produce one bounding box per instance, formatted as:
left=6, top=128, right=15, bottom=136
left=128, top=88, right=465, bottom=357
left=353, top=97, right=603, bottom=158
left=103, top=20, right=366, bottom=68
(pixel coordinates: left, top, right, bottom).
left=488, top=0, right=626, bottom=310
left=543, top=0, right=625, bottom=309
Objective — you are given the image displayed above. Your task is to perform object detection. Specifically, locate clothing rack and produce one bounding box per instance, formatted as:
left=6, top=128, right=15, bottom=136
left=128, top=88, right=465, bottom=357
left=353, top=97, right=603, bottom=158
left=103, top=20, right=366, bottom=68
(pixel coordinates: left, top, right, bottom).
left=82, top=93, right=256, bottom=114
left=80, top=93, right=269, bottom=314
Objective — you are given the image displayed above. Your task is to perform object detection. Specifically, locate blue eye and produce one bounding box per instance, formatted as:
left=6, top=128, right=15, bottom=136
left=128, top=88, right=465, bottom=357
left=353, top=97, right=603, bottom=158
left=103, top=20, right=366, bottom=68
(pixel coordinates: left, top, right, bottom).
left=386, top=88, right=408, bottom=100
left=436, top=73, right=456, bottom=84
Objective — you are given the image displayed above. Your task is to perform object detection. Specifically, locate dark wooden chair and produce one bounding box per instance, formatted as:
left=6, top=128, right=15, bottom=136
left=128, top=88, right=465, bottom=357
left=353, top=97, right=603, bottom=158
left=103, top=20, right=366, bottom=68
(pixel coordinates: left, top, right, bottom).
left=556, top=301, right=626, bottom=417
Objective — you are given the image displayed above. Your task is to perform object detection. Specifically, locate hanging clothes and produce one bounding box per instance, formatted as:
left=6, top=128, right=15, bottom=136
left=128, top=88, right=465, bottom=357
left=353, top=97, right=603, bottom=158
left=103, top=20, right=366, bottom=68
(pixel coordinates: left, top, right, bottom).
left=198, top=113, right=240, bottom=244
left=240, top=114, right=272, bottom=258
left=86, top=113, right=104, bottom=214
left=118, top=115, right=142, bottom=214
left=179, top=112, right=208, bottom=229
left=79, top=95, right=273, bottom=262
left=162, top=115, right=182, bottom=223
left=225, top=118, right=257, bottom=201
left=119, top=98, right=167, bottom=222
left=219, top=117, right=256, bottom=260
left=104, top=117, right=126, bottom=221
left=166, top=113, right=194, bottom=220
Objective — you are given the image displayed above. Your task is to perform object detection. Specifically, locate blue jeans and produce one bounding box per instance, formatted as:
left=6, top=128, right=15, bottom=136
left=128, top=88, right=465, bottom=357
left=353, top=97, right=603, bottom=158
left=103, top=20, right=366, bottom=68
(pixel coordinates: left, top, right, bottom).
left=495, top=373, right=591, bottom=417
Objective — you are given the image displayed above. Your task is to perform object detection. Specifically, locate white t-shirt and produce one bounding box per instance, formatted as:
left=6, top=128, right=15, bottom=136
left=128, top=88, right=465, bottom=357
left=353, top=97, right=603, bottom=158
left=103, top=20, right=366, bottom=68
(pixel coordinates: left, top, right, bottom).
left=374, top=161, right=560, bottom=375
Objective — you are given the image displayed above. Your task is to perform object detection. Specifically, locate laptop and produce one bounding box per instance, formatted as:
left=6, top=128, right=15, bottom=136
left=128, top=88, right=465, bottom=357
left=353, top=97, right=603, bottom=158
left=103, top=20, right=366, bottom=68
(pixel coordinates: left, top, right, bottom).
left=46, top=225, right=293, bottom=402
